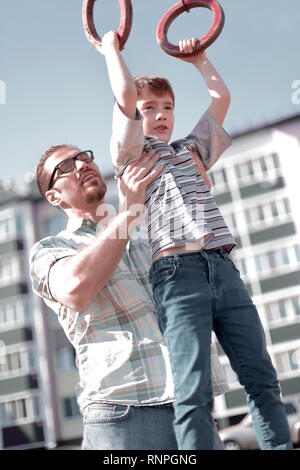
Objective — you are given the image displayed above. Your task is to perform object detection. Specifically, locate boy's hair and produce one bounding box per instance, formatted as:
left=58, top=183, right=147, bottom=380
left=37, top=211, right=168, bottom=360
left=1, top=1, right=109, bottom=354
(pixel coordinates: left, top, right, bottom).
left=36, top=144, right=79, bottom=195
left=134, top=76, right=175, bottom=105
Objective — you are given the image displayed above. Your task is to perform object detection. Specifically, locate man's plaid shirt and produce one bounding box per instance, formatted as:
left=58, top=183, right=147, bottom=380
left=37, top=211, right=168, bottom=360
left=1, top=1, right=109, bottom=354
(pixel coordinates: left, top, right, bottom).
left=30, top=216, right=229, bottom=411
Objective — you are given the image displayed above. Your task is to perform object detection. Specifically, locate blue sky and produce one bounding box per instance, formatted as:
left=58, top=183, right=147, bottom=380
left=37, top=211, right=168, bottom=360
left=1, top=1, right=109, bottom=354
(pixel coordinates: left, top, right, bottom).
left=1, top=0, right=300, bottom=181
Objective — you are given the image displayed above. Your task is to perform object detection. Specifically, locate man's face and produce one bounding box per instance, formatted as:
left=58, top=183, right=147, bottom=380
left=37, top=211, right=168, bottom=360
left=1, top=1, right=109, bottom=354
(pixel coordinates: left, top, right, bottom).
left=44, top=147, right=107, bottom=208
left=137, top=91, right=175, bottom=143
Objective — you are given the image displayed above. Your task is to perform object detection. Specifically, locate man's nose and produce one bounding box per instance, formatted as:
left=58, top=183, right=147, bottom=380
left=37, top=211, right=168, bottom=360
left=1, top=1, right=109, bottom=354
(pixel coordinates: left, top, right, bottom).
left=75, top=159, right=90, bottom=170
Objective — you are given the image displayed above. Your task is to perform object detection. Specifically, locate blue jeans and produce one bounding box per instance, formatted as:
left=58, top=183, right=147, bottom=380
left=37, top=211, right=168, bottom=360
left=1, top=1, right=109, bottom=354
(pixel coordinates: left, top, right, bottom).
left=149, top=249, right=292, bottom=450
left=81, top=403, right=224, bottom=450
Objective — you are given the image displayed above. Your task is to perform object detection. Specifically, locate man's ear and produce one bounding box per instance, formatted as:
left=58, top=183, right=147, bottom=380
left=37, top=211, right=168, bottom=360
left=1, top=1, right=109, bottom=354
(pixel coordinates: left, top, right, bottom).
left=45, top=189, right=62, bottom=207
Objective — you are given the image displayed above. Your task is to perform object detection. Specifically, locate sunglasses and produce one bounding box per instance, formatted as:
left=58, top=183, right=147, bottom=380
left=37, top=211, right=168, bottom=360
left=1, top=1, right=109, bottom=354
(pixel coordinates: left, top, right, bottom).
left=48, top=150, right=94, bottom=191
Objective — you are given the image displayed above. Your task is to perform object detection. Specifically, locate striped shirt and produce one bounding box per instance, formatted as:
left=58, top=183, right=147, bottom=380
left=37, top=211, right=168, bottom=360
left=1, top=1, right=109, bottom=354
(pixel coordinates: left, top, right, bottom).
left=111, top=105, right=236, bottom=259
left=30, top=217, right=229, bottom=410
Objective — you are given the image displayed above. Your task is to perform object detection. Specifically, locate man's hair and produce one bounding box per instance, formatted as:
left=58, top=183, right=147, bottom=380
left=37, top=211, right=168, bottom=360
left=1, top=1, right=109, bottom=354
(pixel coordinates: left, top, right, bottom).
left=36, top=144, right=79, bottom=195
left=134, top=76, right=175, bottom=105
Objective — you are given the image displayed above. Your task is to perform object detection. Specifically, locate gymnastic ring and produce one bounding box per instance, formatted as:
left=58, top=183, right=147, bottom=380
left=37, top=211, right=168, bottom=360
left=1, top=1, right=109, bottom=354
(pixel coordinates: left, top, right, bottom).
left=82, top=0, right=133, bottom=50
left=156, top=0, right=225, bottom=58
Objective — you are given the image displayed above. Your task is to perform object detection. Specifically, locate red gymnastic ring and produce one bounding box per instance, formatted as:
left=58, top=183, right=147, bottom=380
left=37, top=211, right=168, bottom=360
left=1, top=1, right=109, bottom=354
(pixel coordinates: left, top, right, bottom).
left=156, top=0, right=225, bottom=58
left=82, top=0, right=133, bottom=50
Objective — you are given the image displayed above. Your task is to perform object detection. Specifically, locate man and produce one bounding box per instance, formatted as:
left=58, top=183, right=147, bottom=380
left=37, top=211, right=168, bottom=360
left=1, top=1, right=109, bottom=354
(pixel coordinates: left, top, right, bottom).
left=30, top=144, right=229, bottom=449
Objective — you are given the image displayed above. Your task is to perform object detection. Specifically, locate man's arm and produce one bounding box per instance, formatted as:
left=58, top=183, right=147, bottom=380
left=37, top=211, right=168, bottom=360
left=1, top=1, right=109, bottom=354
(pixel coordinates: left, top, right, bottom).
left=98, top=31, right=137, bottom=120
left=48, top=150, right=162, bottom=311
left=179, top=39, right=231, bottom=126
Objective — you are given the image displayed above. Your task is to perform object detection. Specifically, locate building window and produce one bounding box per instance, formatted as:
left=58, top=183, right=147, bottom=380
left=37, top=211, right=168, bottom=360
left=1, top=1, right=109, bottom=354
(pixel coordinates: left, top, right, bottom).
left=209, top=168, right=228, bottom=192
left=0, top=396, right=41, bottom=425
left=244, top=197, right=291, bottom=229
left=259, top=156, right=268, bottom=173
left=275, top=349, right=300, bottom=375
left=234, top=258, right=247, bottom=276
left=267, top=251, right=276, bottom=269
left=234, top=153, right=281, bottom=183
left=0, top=398, right=27, bottom=424
left=0, top=300, right=32, bottom=330
left=295, top=245, right=300, bottom=263
left=270, top=201, right=279, bottom=217
left=0, top=255, right=21, bottom=287
left=271, top=152, right=280, bottom=169
left=292, top=297, right=300, bottom=316
left=0, top=216, right=16, bottom=241
left=230, top=213, right=237, bottom=229
left=265, top=295, right=300, bottom=326
left=0, top=258, right=13, bottom=285
left=0, top=348, right=36, bottom=376
left=278, top=300, right=287, bottom=319
left=254, top=245, right=300, bottom=275
left=63, top=396, right=80, bottom=419
left=255, top=255, right=263, bottom=273
left=280, top=248, right=290, bottom=265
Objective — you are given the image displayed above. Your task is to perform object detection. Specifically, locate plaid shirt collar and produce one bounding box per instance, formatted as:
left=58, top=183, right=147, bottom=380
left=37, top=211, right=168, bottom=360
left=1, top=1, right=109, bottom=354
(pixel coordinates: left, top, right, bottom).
left=66, top=214, right=99, bottom=233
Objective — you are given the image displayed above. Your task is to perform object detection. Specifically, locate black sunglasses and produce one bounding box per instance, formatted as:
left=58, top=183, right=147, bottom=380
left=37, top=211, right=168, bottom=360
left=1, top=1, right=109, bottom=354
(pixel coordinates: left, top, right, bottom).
left=47, top=150, right=94, bottom=191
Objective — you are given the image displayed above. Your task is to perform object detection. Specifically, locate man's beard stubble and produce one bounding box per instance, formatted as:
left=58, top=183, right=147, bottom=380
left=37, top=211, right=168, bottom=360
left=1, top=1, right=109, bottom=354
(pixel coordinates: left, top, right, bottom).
left=84, top=181, right=107, bottom=204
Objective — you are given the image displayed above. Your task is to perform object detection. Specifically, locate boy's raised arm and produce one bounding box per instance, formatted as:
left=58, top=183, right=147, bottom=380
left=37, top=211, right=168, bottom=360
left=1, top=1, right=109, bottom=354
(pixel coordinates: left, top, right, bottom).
left=98, top=31, right=137, bottom=119
left=179, top=39, right=231, bottom=126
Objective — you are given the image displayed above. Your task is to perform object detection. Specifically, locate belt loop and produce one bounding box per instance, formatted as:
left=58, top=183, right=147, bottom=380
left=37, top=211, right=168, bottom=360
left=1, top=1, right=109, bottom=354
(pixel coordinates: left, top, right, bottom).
left=219, top=249, right=228, bottom=260
left=174, top=254, right=182, bottom=268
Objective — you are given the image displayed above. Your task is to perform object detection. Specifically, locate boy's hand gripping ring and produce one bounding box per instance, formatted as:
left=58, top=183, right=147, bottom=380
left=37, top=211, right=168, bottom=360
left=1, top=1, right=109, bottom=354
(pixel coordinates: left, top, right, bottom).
left=156, top=0, right=225, bottom=58
left=82, top=0, right=133, bottom=50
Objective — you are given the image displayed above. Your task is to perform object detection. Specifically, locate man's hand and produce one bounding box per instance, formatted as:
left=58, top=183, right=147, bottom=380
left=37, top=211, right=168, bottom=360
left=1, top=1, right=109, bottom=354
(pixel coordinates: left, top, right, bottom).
left=118, top=149, right=163, bottom=215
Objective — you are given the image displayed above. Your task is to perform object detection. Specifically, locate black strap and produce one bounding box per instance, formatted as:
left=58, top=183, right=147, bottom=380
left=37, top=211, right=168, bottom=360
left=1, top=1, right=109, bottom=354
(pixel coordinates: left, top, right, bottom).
left=181, top=0, right=190, bottom=13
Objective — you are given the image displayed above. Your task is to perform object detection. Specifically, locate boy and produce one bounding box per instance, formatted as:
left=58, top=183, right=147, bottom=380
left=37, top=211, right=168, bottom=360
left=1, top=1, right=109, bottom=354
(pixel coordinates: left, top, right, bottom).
left=99, top=31, right=292, bottom=450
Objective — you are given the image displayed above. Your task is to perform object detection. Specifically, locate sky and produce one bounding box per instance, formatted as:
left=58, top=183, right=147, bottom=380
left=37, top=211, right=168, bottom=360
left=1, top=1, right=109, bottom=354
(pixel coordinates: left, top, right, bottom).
left=1, top=0, right=300, bottom=182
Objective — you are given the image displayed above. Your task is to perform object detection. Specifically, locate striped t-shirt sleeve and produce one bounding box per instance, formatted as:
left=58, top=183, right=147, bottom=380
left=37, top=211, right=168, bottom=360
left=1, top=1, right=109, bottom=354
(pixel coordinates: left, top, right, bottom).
left=185, top=110, right=232, bottom=170
left=110, top=102, right=145, bottom=177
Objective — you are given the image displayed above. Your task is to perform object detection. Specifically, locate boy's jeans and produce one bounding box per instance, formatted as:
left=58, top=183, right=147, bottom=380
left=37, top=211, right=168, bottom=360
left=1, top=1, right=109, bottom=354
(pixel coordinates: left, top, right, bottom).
left=81, top=403, right=224, bottom=450
left=149, top=249, right=292, bottom=450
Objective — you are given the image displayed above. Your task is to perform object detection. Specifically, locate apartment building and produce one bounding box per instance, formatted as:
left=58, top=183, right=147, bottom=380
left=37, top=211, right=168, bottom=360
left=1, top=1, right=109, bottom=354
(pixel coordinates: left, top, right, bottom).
left=0, top=179, right=54, bottom=449
left=211, top=113, right=300, bottom=426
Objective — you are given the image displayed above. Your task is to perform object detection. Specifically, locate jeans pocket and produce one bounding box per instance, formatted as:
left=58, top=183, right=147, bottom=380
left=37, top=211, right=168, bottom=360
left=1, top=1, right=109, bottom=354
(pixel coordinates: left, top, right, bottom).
left=150, top=263, right=178, bottom=291
left=83, top=403, right=132, bottom=424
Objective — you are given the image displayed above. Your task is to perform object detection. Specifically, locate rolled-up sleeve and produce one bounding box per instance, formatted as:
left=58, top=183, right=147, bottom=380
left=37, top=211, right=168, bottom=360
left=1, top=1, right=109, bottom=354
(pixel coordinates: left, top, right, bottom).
left=29, top=237, right=77, bottom=302
left=110, top=102, right=145, bottom=177
left=186, top=111, right=232, bottom=170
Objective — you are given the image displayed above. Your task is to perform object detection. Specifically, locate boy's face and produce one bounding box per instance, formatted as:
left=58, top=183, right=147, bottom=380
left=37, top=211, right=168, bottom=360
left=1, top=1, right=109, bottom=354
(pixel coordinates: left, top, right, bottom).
left=137, top=91, right=175, bottom=143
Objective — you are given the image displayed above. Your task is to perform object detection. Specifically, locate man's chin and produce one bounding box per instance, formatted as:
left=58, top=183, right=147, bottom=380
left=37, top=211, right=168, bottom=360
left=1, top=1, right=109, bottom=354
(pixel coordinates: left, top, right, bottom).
left=84, top=183, right=107, bottom=204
